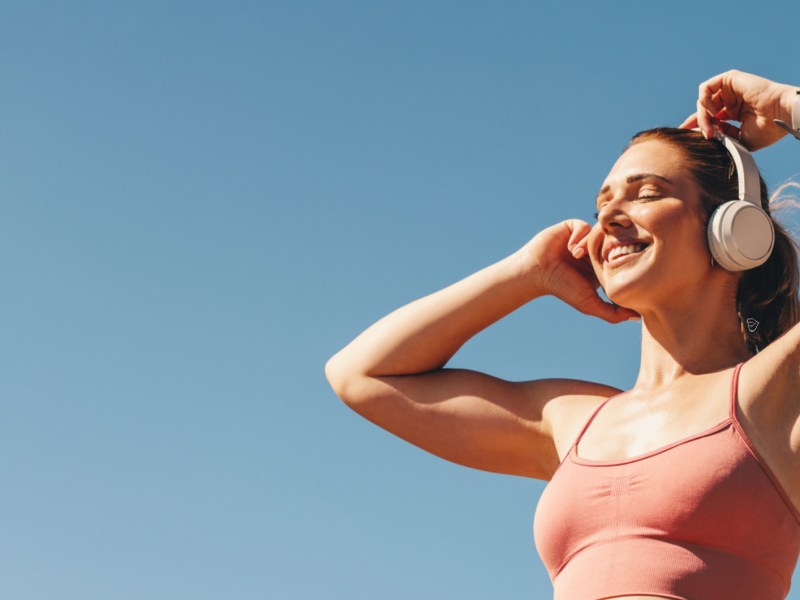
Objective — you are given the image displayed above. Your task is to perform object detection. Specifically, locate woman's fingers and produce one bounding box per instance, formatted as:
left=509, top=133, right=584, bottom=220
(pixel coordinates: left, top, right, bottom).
left=681, top=111, right=740, bottom=142
left=714, top=106, right=733, bottom=121
left=540, top=218, right=642, bottom=324
left=695, top=75, right=741, bottom=139
left=566, top=219, right=592, bottom=257
left=566, top=219, right=591, bottom=243
left=696, top=78, right=724, bottom=138
left=576, top=292, right=640, bottom=324
left=696, top=98, right=715, bottom=139
left=718, top=120, right=741, bottom=139
left=679, top=113, right=699, bottom=129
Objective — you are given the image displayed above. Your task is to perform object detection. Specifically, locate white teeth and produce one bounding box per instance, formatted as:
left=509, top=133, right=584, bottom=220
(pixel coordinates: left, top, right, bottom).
left=607, top=243, right=646, bottom=262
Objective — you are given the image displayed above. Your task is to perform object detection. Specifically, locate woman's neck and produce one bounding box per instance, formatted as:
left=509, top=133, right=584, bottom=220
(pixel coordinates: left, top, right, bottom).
left=633, top=301, right=752, bottom=391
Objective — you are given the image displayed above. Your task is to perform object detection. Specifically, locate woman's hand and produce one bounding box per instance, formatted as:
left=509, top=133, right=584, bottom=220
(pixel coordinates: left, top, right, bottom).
left=680, top=70, right=797, bottom=151
left=518, top=219, right=640, bottom=324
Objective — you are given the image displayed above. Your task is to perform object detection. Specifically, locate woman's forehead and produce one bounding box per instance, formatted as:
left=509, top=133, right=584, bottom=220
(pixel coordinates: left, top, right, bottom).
left=602, top=139, right=685, bottom=187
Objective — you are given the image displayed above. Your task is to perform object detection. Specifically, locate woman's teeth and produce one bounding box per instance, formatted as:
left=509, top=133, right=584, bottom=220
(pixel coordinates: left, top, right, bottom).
left=607, top=243, right=647, bottom=262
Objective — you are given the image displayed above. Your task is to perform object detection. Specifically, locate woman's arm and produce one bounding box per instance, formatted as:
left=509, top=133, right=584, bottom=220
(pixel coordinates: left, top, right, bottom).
left=325, top=219, right=637, bottom=479
left=327, top=253, right=541, bottom=382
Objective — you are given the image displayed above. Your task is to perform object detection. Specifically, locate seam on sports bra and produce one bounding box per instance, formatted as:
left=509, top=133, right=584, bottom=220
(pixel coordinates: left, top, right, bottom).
left=729, top=362, right=800, bottom=528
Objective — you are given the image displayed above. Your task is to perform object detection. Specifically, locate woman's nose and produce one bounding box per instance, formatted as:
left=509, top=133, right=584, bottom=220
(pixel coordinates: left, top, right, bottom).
left=597, top=200, right=633, bottom=231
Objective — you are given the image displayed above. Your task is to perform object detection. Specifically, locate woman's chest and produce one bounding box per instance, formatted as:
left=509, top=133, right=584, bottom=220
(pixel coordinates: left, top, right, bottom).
left=535, top=431, right=798, bottom=580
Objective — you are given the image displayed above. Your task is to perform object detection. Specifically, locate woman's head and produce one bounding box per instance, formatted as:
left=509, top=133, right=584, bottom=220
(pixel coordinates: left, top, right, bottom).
left=593, top=127, right=799, bottom=353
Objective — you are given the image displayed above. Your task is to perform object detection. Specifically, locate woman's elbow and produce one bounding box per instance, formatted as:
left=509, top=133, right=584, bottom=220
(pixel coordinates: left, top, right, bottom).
left=324, top=352, right=362, bottom=405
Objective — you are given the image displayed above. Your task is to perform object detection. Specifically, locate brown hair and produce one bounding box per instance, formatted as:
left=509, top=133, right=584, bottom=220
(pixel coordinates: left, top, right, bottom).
left=628, top=128, right=800, bottom=354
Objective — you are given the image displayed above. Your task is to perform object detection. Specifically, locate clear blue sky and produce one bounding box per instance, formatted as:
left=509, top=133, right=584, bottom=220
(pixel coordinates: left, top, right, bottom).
left=1, top=1, right=799, bottom=599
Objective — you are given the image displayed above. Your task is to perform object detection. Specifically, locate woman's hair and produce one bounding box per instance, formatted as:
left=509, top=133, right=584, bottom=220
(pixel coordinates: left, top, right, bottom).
left=627, top=127, right=800, bottom=354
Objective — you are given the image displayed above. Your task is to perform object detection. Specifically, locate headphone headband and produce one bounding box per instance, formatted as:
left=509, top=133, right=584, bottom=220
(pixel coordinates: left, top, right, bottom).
left=714, top=132, right=761, bottom=206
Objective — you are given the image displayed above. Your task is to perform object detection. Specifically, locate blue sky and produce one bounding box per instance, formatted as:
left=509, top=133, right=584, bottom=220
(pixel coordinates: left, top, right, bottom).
left=2, top=1, right=800, bottom=598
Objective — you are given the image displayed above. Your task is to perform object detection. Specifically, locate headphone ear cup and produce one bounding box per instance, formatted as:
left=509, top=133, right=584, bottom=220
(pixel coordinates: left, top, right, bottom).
left=707, top=200, right=775, bottom=271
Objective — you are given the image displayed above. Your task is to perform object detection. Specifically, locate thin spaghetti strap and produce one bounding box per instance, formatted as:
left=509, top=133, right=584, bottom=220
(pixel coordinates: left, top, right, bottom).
left=729, top=361, right=745, bottom=421
left=571, top=391, right=624, bottom=450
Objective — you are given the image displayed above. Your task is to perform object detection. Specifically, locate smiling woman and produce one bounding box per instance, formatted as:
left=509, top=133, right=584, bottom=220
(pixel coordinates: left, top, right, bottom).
left=622, top=128, right=799, bottom=354
left=536, top=127, right=800, bottom=598
left=325, top=71, right=800, bottom=600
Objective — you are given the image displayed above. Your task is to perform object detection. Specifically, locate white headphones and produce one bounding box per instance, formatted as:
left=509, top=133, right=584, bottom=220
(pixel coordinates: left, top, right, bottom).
left=706, top=132, right=774, bottom=271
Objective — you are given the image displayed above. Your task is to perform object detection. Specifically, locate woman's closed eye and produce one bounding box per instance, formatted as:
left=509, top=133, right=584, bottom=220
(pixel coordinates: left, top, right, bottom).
left=592, top=192, right=662, bottom=220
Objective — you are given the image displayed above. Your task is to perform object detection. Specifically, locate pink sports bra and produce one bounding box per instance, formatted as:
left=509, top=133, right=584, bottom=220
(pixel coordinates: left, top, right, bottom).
left=533, top=362, right=800, bottom=600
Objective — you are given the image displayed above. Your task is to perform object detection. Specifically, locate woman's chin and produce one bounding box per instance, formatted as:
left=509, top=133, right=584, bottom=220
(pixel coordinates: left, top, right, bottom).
left=603, top=285, right=646, bottom=313
left=600, top=263, right=658, bottom=296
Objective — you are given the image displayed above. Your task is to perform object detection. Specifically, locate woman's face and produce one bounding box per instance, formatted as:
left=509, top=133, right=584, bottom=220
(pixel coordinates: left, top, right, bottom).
left=586, top=138, right=712, bottom=310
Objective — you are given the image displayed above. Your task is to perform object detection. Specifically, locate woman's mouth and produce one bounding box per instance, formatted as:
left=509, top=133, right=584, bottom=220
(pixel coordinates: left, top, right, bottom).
left=605, top=243, right=649, bottom=267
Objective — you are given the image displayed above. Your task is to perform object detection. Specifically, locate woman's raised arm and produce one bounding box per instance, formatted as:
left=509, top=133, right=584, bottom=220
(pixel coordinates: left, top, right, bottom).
left=680, top=70, right=799, bottom=150
left=325, top=220, right=635, bottom=479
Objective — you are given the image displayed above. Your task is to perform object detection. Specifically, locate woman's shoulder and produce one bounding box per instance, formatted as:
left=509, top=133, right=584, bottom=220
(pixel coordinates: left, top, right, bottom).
left=530, top=379, right=624, bottom=462
left=517, top=377, right=623, bottom=416
left=734, top=344, right=800, bottom=514
left=738, top=329, right=800, bottom=422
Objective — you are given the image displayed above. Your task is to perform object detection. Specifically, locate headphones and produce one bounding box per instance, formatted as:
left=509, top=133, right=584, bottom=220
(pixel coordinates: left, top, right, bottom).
left=706, top=132, right=774, bottom=271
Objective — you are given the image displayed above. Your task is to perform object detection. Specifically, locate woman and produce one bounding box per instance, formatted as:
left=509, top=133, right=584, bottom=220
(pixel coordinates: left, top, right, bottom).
left=325, top=71, right=800, bottom=599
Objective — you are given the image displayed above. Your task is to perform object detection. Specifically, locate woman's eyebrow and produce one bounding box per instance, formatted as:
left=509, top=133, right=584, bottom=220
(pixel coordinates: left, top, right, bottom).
left=596, top=173, right=674, bottom=201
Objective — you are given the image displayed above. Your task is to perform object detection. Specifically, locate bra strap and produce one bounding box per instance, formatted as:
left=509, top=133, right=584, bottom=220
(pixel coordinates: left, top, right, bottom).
left=570, top=393, right=620, bottom=451
left=729, top=361, right=745, bottom=421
